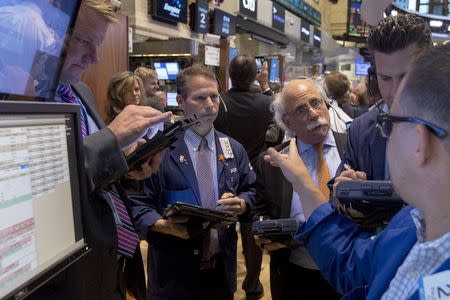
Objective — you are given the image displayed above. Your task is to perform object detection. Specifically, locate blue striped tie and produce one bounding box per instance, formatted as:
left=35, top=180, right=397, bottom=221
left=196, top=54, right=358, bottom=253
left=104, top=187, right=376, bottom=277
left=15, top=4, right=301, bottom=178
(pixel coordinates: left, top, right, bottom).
left=57, top=84, right=89, bottom=137
left=100, top=187, right=139, bottom=258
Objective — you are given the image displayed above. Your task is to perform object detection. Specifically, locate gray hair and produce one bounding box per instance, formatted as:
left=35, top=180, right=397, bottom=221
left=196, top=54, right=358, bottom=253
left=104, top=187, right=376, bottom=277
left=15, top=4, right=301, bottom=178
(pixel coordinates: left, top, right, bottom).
left=271, top=76, right=332, bottom=137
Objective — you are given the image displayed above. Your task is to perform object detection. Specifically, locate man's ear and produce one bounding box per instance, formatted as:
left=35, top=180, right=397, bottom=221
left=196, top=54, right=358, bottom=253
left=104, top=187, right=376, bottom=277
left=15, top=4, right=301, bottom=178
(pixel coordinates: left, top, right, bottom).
left=282, top=115, right=291, bottom=131
left=415, top=124, right=433, bottom=166
left=176, top=94, right=184, bottom=109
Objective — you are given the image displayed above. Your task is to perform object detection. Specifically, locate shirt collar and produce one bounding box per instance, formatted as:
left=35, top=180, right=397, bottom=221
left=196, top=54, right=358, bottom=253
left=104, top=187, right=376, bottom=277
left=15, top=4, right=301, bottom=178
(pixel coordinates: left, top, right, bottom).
left=411, top=208, right=426, bottom=243
left=185, top=128, right=215, bottom=152
left=296, top=130, right=336, bottom=155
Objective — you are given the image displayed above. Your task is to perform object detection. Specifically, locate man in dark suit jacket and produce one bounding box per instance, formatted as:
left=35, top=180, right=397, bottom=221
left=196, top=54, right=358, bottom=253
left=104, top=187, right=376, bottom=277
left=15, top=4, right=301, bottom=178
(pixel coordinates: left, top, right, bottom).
left=214, top=55, right=273, bottom=300
left=334, top=14, right=432, bottom=182
left=254, top=78, right=342, bottom=299
left=31, top=2, right=170, bottom=299
left=129, top=65, right=255, bottom=299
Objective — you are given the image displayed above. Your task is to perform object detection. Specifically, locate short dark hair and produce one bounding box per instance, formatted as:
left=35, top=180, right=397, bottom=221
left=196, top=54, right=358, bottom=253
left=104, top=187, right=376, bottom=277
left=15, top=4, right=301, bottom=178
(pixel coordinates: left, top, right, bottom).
left=324, top=72, right=351, bottom=105
left=400, top=44, right=450, bottom=150
left=229, top=54, right=257, bottom=91
left=176, top=64, right=217, bottom=97
left=368, top=14, right=432, bottom=54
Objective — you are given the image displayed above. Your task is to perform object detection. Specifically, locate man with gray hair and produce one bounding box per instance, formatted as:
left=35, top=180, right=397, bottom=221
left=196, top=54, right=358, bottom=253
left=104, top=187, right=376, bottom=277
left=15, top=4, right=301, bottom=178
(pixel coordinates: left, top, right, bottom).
left=253, top=78, right=344, bottom=299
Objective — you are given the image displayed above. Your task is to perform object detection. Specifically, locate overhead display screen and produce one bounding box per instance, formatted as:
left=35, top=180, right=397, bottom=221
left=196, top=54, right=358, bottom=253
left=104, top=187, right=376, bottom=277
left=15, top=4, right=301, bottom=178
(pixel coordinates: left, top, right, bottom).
left=272, top=2, right=286, bottom=32
left=348, top=0, right=369, bottom=37
left=212, top=9, right=236, bottom=37
left=152, top=0, right=188, bottom=25
left=190, top=0, right=209, bottom=34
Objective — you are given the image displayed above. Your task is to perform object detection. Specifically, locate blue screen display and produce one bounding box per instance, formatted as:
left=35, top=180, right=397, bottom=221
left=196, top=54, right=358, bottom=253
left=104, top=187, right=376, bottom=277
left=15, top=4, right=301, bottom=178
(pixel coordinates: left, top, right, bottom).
left=269, top=58, right=280, bottom=83
left=0, top=0, right=80, bottom=99
left=154, top=62, right=180, bottom=80
left=355, top=58, right=370, bottom=76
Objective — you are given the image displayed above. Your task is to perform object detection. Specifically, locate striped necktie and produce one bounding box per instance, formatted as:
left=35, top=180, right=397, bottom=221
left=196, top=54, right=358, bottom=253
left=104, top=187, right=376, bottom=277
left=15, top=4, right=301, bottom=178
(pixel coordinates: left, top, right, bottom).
left=195, top=138, right=220, bottom=258
left=57, top=84, right=89, bottom=137
left=100, top=186, right=139, bottom=258
left=313, top=143, right=331, bottom=198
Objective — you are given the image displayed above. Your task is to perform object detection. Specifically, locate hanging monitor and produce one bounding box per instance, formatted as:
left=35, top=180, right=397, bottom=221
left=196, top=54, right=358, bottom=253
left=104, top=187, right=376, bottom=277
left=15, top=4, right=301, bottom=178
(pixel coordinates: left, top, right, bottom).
left=0, top=0, right=81, bottom=101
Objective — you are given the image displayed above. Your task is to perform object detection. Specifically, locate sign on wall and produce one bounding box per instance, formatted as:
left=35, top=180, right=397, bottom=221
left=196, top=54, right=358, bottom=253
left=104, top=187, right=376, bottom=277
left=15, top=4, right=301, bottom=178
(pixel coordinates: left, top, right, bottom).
left=239, top=0, right=257, bottom=19
left=272, top=2, right=285, bottom=32
left=205, top=45, right=220, bottom=66
left=190, top=0, right=209, bottom=33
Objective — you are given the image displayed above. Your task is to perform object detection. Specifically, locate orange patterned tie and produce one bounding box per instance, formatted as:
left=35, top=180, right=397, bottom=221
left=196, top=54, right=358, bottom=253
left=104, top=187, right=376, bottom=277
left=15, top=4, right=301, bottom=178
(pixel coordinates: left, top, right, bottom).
left=313, top=143, right=331, bottom=198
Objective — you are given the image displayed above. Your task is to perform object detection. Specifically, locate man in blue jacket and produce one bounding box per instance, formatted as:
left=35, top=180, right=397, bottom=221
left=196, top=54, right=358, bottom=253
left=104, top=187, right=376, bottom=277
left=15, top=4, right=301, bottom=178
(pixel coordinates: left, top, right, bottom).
left=264, top=44, right=450, bottom=299
left=129, top=65, right=256, bottom=299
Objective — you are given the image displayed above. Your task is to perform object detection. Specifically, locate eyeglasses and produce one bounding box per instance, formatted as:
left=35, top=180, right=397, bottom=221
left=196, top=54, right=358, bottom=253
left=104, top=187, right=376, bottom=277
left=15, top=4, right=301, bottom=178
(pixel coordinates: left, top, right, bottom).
left=284, top=98, right=325, bottom=119
left=376, top=113, right=448, bottom=138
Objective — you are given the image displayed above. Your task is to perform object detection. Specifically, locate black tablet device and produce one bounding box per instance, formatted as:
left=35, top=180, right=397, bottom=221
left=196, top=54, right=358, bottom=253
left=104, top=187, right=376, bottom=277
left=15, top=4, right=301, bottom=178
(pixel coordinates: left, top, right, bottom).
left=252, top=218, right=299, bottom=243
left=164, top=202, right=237, bottom=230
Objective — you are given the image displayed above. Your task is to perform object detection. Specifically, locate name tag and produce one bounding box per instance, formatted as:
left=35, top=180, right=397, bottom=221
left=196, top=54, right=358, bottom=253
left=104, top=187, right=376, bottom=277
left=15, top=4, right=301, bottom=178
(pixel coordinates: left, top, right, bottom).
left=219, top=137, right=234, bottom=159
left=419, top=270, right=450, bottom=300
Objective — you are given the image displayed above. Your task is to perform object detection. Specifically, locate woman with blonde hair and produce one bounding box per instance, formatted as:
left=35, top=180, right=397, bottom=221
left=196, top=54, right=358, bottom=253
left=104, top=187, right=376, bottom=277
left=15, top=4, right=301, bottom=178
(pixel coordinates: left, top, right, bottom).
left=105, top=70, right=146, bottom=124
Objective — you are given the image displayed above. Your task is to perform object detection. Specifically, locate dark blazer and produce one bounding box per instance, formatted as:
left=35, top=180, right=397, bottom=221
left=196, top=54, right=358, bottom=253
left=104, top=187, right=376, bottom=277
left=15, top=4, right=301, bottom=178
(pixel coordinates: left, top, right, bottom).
left=336, top=107, right=387, bottom=180
left=214, top=89, right=273, bottom=163
left=31, top=82, right=146, bottom=300
left=253, top=131, right=347, bottom=299
left=129, top=129, right=256, bottom=299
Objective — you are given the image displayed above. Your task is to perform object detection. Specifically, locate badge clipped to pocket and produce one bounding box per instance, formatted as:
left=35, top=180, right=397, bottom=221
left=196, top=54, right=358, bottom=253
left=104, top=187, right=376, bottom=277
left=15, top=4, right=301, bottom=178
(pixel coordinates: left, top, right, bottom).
left=219, top=137, right=234, bottom=159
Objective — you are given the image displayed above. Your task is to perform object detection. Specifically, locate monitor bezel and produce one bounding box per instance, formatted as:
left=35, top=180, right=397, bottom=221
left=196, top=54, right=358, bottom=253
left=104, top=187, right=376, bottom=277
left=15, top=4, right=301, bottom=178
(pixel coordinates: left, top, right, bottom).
left=0, top=101, right=89, bottom=300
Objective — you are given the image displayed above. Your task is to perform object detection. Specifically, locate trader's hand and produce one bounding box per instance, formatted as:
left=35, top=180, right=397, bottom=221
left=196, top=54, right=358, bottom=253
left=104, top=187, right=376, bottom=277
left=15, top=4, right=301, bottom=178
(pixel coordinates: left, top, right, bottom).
left=151, top=216, right=190, bottom=239
left=123, top=139, right=163, bottom=180
left=218, top=193, right=247, bottom=216
left=107, top=105, right=172, bottom=150
left=254, top=235, right=287, bottom=251
left=332, top=168, right=367, bottom=199
left=256, top=61, right=269, bottom=91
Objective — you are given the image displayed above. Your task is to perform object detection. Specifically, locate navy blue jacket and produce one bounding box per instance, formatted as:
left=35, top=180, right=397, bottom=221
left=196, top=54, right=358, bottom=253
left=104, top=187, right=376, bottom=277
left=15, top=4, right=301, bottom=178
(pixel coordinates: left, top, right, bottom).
left=296, top=204, right=450, bottom=299
left=337, top=108, right=387, bottom=179
left=129, top=129, right=256, bottom=299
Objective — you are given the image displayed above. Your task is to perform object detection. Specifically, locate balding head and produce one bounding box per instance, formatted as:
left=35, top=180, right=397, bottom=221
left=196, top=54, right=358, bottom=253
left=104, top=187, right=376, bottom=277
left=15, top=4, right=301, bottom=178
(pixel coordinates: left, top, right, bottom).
left=273, top=78, right=330, bottom=144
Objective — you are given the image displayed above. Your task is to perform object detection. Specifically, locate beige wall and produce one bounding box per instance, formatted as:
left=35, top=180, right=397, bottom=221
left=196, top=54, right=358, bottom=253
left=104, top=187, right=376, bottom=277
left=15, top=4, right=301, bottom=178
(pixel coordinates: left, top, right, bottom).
left=303, top=0, right=349, bottom=36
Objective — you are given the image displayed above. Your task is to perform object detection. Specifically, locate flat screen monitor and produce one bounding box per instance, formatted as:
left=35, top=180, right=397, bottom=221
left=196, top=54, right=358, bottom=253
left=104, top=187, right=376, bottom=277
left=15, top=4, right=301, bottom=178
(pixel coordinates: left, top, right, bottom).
left=167, top=92, right=178, bottom=107
left=152, top=0, right=188, bottom=25
left=212, top=9, right=236, bottom=37
left=0, top=0, right=81, bottom=101
left=269, top=57, right=280, bottom=83
left=0, top=101, right=89, bottom=299
left=154, top=62, right=180, bottom=80
left=355, top=58, right=370, bottom=76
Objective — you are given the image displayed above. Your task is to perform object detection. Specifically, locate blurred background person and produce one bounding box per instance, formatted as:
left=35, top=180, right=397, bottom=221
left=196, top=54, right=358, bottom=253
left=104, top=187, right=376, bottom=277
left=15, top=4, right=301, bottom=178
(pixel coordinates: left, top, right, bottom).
left=324, top=71, right=368, bottom=119
left=105, top=71, right=146, bottom=124
left=135, top=66, right=159, bottom=97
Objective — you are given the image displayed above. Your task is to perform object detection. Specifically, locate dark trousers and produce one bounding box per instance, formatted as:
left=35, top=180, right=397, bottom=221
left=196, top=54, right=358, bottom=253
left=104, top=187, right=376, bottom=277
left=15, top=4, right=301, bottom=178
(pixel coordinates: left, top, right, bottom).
left=270, top=259, right=340, bottom=300
left=193, top=256, right=233, bottom=300
left=240, top=222, right=263, bottom=299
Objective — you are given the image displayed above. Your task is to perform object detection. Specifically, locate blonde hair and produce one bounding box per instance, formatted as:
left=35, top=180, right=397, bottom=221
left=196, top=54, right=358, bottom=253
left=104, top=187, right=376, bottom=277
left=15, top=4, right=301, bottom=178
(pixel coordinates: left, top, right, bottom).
left=134, top=67, right=158, bottom=81
left=105, top=71, right=146, bottom=124
left=82, top=0, right=118, bottom=23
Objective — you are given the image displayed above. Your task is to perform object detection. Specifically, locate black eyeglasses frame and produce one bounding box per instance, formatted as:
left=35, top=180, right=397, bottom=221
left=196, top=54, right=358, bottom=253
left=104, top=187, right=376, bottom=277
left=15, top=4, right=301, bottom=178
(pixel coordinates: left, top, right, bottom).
left=376, top=113, right=448, bottom=138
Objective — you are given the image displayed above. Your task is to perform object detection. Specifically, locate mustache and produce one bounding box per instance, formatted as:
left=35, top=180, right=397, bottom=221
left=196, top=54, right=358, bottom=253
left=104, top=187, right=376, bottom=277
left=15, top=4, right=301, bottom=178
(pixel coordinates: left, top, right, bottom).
left=306, top=118, right=329, bottom=131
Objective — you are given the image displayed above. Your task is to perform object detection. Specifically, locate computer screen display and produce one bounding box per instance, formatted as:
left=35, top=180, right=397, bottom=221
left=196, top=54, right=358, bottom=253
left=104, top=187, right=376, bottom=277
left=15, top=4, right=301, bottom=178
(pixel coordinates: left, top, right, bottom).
left=213, top=9, right=236, bottom=37
left=0, top=101, right=88, bottom=299
left=167, top=92, right=178, bottom=107
left=0, top=0, right=81, bottom=100
left=269, top=58, right=280, bottom=83
left=154, top=62, right=180, bottom=80
left=355, top=58, right=370, bottom=76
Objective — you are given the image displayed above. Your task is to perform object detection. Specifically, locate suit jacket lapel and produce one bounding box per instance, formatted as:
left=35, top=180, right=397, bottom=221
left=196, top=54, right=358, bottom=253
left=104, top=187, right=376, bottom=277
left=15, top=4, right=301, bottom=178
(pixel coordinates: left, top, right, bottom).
left=72, top=83, right=105, bottom=129
left=280, top=173, right=293, bottom=218
left=169, top=139, right=201, bottom=205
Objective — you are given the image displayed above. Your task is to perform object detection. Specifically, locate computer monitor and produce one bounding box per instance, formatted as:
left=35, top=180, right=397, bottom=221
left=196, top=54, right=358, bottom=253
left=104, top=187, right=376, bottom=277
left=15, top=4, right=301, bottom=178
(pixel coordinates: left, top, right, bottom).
left=167, top=92, right=178, bottom=107
left=0, top=0, right=81, bottom=101
left=0, top=101, right=89, bottom=300
left=154, top=62, right=180, bottom=81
